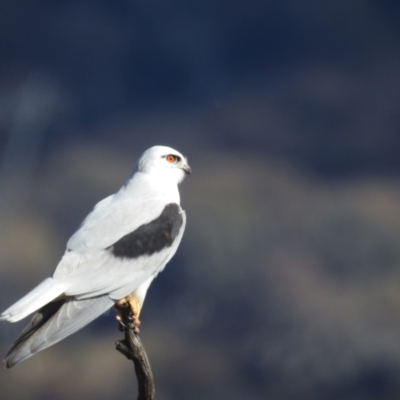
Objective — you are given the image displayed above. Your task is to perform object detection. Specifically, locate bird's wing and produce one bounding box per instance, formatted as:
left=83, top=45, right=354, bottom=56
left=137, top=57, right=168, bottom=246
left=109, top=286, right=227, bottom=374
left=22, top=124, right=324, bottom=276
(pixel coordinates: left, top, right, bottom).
left=66, top=192, right=168, bottom=251
left=53, top=203, right=186, bottom=300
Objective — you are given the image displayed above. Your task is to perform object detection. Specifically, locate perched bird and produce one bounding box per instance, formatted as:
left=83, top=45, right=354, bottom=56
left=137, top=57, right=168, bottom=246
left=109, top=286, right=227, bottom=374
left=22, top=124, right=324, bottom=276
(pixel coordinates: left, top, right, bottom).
left=1, top=145, right=191, bottom=368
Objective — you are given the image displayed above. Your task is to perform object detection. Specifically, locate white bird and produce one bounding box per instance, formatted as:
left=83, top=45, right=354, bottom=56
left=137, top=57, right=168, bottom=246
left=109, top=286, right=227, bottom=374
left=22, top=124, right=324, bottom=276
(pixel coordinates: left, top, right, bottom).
left=1, top=145, right=191, bottom=368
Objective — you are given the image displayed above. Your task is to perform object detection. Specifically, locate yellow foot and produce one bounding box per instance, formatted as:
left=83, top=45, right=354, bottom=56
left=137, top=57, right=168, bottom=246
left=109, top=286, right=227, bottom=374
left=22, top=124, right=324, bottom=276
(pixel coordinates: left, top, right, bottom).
left=115, top=294, right=141, bottom=332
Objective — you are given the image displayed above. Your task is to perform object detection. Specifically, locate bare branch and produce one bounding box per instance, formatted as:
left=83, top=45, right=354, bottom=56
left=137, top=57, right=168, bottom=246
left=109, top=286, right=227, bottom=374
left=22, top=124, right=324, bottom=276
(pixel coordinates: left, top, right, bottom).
left=115, top=305, right=155, bottom=400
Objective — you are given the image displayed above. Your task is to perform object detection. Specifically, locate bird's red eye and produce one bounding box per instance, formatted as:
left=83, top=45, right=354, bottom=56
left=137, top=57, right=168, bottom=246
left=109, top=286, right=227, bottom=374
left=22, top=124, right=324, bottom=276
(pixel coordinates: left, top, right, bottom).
left=166, top=155, right=177, bottom=163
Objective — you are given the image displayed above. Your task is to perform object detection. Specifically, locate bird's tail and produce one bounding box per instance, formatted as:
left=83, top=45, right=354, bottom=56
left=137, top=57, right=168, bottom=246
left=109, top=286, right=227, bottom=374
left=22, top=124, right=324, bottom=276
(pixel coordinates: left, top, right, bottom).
left=0, top=278, right=65, bottom=322
left=4, top=295, right=114, bottom=368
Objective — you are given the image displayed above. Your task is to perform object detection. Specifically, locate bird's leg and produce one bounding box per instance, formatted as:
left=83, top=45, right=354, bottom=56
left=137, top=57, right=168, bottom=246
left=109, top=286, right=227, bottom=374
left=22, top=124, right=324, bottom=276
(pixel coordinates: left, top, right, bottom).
left=115, top=294, right=142, bottom=333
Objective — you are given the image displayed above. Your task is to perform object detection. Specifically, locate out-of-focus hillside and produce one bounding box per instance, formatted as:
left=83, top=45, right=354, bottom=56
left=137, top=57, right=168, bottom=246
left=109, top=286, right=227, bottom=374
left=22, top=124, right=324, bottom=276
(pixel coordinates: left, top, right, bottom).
left=1, top=143, right=400, bottom=399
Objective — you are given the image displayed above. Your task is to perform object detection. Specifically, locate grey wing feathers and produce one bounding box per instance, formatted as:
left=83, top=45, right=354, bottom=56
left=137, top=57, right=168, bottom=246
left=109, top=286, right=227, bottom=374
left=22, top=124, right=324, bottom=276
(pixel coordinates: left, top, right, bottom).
left=4, top=295, right=114, bottom=368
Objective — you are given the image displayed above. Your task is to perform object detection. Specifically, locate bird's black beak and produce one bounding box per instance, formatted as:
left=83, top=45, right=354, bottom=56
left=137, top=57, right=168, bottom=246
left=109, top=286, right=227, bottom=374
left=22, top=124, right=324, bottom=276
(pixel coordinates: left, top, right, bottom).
left=182, top=164, right=192, bottom=175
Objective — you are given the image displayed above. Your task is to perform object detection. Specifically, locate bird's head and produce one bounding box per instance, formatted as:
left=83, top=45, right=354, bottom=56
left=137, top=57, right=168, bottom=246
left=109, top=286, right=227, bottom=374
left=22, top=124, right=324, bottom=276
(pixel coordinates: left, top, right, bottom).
left=137, top=146, right=191, bottom=183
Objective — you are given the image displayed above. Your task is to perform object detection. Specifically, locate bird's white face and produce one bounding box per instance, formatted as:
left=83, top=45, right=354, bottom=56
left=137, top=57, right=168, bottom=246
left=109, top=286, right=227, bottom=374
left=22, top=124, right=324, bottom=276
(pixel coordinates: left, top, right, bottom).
left=138, top=146, right=191, bottom=183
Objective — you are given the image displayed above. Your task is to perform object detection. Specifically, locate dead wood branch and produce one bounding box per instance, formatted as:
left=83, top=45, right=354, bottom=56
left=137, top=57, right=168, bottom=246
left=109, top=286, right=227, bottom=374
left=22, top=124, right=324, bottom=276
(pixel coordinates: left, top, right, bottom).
left=115, top=305, right=155, bottom=400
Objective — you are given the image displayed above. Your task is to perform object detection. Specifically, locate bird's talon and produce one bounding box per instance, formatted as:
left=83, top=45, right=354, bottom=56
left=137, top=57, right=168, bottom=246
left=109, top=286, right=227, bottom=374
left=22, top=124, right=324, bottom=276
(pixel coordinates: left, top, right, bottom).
left=116, top=315, right=126, bottom=331
left=127, top=313, right=134, bottom=322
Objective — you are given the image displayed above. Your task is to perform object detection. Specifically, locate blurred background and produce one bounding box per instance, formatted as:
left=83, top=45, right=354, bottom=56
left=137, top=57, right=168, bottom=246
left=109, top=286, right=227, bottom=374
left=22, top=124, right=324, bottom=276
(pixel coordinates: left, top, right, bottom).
left=1, top=1, right=400, bottom=399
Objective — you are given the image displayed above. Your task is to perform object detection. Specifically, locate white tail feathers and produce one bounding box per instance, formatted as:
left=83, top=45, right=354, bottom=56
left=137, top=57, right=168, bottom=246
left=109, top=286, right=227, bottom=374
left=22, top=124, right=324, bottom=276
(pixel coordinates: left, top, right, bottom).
left=0, top=278, right=64, bottom=322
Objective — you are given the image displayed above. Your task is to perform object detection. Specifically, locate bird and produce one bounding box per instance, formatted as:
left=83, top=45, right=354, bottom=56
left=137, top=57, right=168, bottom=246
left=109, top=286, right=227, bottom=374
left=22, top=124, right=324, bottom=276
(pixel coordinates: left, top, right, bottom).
left=1, top=145, right=191, bottom=368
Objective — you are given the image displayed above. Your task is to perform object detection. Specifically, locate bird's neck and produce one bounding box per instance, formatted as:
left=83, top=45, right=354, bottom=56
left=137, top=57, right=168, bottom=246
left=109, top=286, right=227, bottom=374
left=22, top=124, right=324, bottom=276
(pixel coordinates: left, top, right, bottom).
left=125, top=172, right=181, bottom=204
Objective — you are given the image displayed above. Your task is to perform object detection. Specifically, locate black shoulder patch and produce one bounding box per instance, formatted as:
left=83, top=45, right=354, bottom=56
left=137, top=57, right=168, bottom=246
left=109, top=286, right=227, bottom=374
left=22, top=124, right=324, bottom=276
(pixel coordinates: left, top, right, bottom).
left=109, top=203, right=183, bottom=259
